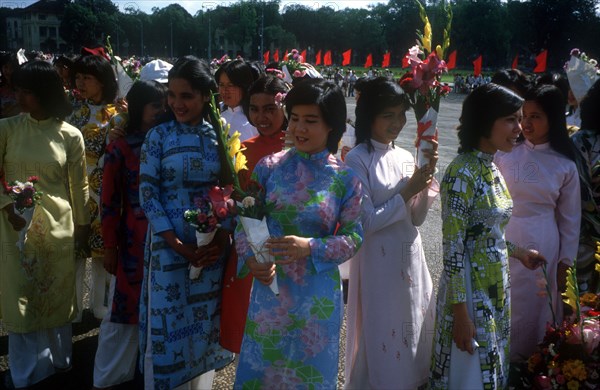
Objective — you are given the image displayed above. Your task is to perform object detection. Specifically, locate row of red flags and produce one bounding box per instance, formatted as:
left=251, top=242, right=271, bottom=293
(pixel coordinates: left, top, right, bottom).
left=263, top=48, right=549, bottom=75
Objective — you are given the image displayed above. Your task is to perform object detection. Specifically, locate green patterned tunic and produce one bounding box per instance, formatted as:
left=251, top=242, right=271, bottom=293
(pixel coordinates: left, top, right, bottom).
left=430, top=151, right=514, bottom=389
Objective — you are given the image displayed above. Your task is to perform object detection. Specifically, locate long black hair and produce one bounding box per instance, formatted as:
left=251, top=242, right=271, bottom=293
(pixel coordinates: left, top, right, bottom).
left=523, top=84, right=577, bottom=162
left=284, top=79, right=346, bottom=154
left=354, top=77, right=409, bottom=151
left=12, top=60, right=72, bottom=120
left=458, top=83, right=524, bottom=154
left=125, top=80, right=167, bottom=134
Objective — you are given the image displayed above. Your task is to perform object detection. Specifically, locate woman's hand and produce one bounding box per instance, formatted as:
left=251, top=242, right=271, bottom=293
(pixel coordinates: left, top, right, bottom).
left=108, top=126, right=126, bottom=142
left=421, top=139, right=439, bottom=173
left=514, top=247, right=547, bottom=270
left=6, top=211, right=26, bottom=231
left=245, top=257, right=277, bottom=285
left=452, top=303, right=477, bottom=355
left=103, top=247, right=118, bottom=275
left=266, top=235, right=311, bottom=264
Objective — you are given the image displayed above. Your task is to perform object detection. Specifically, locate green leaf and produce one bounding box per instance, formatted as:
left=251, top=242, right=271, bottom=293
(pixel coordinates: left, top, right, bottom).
left=310, top=297, right=335, bottom=320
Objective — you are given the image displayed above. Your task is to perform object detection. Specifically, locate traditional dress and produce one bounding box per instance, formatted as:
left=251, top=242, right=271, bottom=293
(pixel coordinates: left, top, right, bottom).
left=495, top=140, right=580, bottom=361
left=0, top=113, right=89, bottom=387
left=344, top=140, right=437, bottom=389
left=220, top=131, right=283, bottom=353
left=234, top=148, right=363, bottom=389
left=571, top=129, right=600, bottom=292
left=139, top=120, right=233, bottom=389
left=94, top=117, right=148, bottom=387
left=221, top=105, right=258, bottom=142
left=431, top=151, right=513, bottom=390
left=67, top=101, right=118, bottom=319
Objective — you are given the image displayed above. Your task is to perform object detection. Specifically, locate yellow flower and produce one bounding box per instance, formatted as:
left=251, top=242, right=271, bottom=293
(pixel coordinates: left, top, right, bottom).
left=567, top=380, right=580, bottom=390
left=436, top=45, right=443, bottom=60
left=563, top=359, right=587, bottom=381
left=234, top=152, right=248, bottom=173
left=227, top=131, right=242, bottom=158
left=562, top=266, right=579, bottom=314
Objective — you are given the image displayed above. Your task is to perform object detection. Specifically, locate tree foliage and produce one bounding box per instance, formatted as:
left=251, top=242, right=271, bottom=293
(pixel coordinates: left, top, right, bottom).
left=47, top=0, right=600, bottom=69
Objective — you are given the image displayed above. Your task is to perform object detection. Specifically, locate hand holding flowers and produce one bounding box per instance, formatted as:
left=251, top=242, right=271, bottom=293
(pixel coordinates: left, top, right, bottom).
left=3, top=175, right=43, bottom=252
left=183, top=185, right=235, bottom=279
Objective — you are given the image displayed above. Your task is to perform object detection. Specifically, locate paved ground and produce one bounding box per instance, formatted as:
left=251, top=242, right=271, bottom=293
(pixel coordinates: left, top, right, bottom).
left=0, top=93, right=465, bottom=389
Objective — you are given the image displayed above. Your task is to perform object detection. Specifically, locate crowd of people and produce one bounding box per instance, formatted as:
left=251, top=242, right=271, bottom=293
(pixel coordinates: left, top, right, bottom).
left=0, top=46, right=599, bottom=390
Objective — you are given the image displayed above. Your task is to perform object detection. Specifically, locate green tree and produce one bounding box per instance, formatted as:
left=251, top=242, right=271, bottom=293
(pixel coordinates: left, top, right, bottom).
left=59, top=0, right=119, bottom=51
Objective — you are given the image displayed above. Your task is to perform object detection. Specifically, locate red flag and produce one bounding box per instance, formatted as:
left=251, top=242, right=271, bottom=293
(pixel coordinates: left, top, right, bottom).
left=283, top=50, right=289, bottom=60
left=273, top=49, right=279, bottom=62
left=402, top=52, right=409, bottom=68
left=533, top=49, right=547, bottom=73
left=446, top=50, right=457, bottom=70
left=315, top=50, right=322, bottom=65
left=364, top=53, right=373, bottom=68
left=324, top=50, right=332, bottom=66
left=263, top=50, right=269, bottom=64
left=300, top=50, right=307, bottom=62
left=511, top=53, right=518, bottom=69
left=342, top=49, right=352, bottom=66
left=382, top=52, right=391, bottom=68
left=473, top=55, right=482, bottom=76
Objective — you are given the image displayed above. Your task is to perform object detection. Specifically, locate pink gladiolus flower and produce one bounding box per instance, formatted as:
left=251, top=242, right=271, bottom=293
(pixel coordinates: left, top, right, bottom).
left=535, top=375, right=552, bottom=390
left=293, top=70, right=306, bottom=78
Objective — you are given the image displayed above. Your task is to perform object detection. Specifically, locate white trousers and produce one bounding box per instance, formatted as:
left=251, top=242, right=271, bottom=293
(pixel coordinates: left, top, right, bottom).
left=93, top=276, right=139, bottom=388
left=8, top=324, right=72, bottom=388
left=75, top=257, right=110, bottom=321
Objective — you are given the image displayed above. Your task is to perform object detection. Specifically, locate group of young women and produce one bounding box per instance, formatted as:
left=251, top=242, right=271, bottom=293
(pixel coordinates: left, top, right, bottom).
left=1, top=50, right=599, bottom=389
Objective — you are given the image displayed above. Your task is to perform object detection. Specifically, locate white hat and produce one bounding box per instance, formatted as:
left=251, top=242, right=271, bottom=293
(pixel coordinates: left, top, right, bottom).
left=140, top=59, right=173, bottom=83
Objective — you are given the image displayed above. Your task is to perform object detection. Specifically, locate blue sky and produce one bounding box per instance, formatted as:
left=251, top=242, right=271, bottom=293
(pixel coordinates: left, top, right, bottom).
left=11, top=1, right=387, bottom=15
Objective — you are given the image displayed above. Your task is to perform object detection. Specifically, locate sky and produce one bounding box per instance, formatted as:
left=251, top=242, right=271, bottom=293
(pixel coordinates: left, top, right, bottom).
left=9, top=0, right=388, bottom=15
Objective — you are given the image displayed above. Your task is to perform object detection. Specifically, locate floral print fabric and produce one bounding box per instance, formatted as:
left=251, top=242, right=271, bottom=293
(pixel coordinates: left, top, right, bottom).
left=67, top=102, right=117, bottom=257
left=234, top=148, right=363, bottom=389
left=430, top=151, right=513, bottom=390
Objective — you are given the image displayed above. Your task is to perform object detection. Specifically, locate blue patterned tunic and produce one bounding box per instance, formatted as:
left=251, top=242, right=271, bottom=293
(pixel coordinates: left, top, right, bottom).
left=234, top=149, right=363, bottom=389
left=139, top=120, right=233, bottom=389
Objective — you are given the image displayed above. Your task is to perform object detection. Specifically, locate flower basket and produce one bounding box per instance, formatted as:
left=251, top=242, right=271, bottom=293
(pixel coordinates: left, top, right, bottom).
left=239, top=216, right=279, bottom=296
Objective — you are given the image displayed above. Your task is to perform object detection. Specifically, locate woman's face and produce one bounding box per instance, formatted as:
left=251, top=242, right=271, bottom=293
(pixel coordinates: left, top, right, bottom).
left=248, top=93, right=285, bottom=137
left=15, top=88, right=42, bottom=118
left=75, top=73, right=103, bottom=103
left=141, top=99, right=166, bottom=131
left=287, top=104, right=331, bottom=155
left=370, top=104, right=407, bottom=145
left=478, top=108, right=523, bottom=154
left=522, top=100, right=550, bottom=145
left=218, top=73, right=243, bottom=108
left=168, top=78, right=206, bottom=126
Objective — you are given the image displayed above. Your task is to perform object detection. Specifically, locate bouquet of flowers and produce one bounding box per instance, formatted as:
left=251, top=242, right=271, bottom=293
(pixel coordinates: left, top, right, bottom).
left=565, top=48, right=599, bottom=105
left=399, top=0, right=452, bottom=168
left=121, top=56, right=142, bottom=80
left=105, top=36, right=134, bottom=98
left=522, top=263, right=600, bottom=389
left=3, top=175, right=43, bottom=252
left=183, top=185, right=235, bottom=279
left=207, top=94, right=279, bottom=295
left=281, top=49, right=307, bottom=82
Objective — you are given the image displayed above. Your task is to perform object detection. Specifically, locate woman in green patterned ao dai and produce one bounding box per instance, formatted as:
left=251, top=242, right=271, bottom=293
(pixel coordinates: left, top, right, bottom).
left=430, top=83, right=546, bottom=390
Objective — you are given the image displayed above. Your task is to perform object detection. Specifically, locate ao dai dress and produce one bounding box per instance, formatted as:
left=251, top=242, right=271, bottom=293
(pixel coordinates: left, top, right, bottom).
left=344, top=140, right=438, bottom=389
left=139, top=120, right=233, bottom=389
left=431, top=151, right=513, bottom=390
left=221, top=105, right=258, bottom=142
left=495, top=140, right=580, bottom=361
left=234, top=148, right=363, bottom=389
